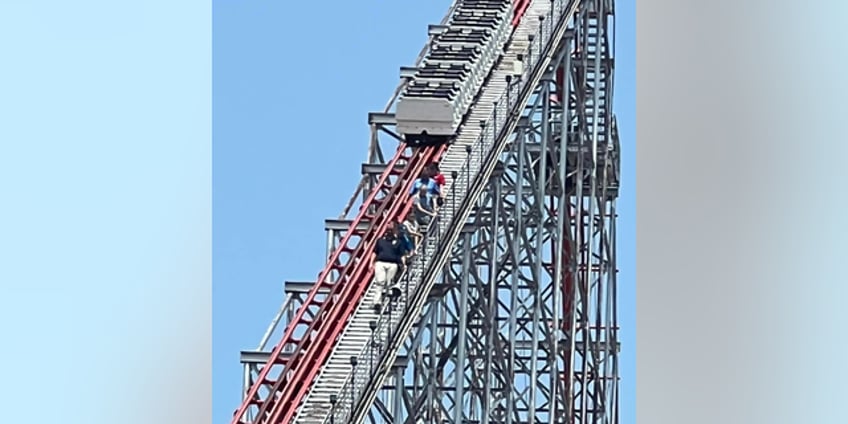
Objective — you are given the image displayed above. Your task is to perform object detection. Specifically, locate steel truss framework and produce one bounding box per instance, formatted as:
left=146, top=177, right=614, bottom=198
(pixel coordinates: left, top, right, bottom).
left=237, top=115, right=431, bottom=422
left=237, top=1, right=620, bottom=423
left=360, top=3, right=620, bottom=423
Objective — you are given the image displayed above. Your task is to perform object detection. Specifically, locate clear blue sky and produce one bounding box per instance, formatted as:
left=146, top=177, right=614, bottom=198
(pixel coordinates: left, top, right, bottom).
left=212, top=1, right=635, bottom=423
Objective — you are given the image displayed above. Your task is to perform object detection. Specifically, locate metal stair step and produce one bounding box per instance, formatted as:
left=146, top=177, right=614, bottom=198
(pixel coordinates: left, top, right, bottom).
left=292, top=0, right=557, bottom=422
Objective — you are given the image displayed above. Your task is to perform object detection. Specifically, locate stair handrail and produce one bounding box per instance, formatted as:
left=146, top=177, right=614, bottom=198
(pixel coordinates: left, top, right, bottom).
left=323, top=0, right=581, bottom=422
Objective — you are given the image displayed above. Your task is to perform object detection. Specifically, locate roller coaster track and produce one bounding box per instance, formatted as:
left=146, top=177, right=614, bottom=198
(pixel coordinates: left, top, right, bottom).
left=325, top=1, right=583, bottom=423
left=230, top=0, right=590, bottom=423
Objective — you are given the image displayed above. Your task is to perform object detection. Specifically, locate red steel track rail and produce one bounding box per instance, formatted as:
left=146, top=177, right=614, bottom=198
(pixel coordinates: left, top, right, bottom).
left=232, top=4, right=536, bottom=423
left=512, top=0, right=532, bottom=26
left=232, top=142, right=448, bottom=424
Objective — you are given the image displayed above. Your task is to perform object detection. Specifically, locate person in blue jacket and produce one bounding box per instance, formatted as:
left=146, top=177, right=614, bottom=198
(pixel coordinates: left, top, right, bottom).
left=409, top=167, right=441, bottom=198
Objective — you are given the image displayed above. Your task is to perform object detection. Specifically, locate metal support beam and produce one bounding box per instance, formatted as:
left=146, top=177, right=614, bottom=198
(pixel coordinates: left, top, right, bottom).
left=400, top=66, right=418, bottom=79
left=237, top=1, right=622, bottom=423
left=357, top=2, right=621, bottom=423
left=241, top=351, right=413, bottom=369
left=283, top=281, right=325, bottom=295
left=428, top=24, right=449, bottom=36
left=361, top=163, right=391, bottom=176
left=325, top=218, right=371, bottom=232
left=368, top=112, right=397, bottom=126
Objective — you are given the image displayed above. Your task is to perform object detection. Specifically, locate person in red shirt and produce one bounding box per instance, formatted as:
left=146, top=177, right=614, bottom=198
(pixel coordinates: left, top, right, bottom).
left=426, top=162, right=446, bottom=207
left=429, top=162, right=446, bottom=186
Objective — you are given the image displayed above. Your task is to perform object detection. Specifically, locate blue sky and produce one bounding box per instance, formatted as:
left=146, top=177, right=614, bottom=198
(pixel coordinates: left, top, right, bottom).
left=212, top=0, right=635, bottom=422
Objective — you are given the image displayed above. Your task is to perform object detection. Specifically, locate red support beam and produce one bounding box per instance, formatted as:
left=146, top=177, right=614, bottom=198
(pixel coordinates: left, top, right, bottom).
left=555, top=67, right=566, bottom=103
left=231, top=4, right=543, bottom=421
left=512, top=0, right=532, bottom=26
left=231, top=141, right=449, bottom=424
left=559, top=201, right=577, bottom=384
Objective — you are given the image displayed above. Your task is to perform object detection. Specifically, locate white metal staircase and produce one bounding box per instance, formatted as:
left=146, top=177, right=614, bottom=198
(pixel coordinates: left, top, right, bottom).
left=338, top=0, right=583, bottom=422
left=291, top=0, right=582, bottom=422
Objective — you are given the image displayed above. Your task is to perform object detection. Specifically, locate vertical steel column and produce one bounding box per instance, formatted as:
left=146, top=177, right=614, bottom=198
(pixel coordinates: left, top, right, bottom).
left=394, top=366, right=403, bottom=423
left=427, top=300, right=439, bottom=423
left=506, top=121, right=528, bottom=424
left=356, top=2, right=621, bottom=423
left=571, top=7, right=590, bottom=422
left=385, top=372, right=395, bottom=424
left=326, top=230, right=334, bottom=276
left=587, top=3, right=605, bottom=420
left=550, top=30, right=574, bottom=424
left=482, top=166, right=503, bottom=424
left=609, top=202, right=619, bottom=424
left=452, top=230, right=473, bottom=424
left=243, top=364, right=254, bottom=422
left=529, top=70, right=553, bottom=423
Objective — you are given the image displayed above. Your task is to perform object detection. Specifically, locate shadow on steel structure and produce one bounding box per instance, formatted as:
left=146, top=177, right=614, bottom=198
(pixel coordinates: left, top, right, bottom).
left=236, top=0, right=621, bottom=423
left=361, top=1, right=621, bottom=423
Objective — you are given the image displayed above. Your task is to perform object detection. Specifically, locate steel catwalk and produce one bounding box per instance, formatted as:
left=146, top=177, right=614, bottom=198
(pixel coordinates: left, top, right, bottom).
left=232, top=0, right=620, bottom=423
left=353, top=3, right=621, bottom=419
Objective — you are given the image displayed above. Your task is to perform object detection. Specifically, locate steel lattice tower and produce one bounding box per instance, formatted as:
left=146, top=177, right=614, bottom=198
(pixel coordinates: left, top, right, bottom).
left=236, top=0, right=620, bottom=423
left=361, top=3, right=619, bottom=422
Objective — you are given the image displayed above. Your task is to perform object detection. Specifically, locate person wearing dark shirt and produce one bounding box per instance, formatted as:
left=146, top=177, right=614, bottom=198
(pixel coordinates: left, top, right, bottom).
left=372, top=226, right=404, bottom=311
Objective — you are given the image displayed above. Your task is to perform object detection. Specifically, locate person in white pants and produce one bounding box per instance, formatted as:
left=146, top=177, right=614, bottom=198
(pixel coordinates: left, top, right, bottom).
left=371, top=226, right=404, bottom=312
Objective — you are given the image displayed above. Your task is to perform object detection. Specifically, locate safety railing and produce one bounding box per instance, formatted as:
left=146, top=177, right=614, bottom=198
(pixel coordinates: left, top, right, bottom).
left=322, top=0, right=578, bottom=422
